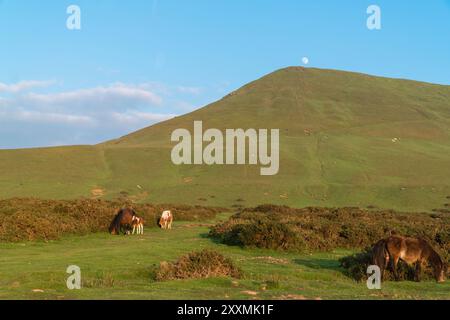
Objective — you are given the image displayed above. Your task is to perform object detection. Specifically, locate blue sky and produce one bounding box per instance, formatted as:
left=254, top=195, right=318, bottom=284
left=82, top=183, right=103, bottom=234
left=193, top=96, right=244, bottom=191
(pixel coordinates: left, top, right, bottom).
left=0, top=0, right=449, bottom=148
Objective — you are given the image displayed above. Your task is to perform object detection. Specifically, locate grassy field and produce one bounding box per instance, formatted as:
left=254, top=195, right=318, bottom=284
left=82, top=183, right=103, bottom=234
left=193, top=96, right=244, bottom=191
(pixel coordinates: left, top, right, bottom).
left=0, top=68, right=449, bottom=212
left=0, top=213, right=448, bottom=300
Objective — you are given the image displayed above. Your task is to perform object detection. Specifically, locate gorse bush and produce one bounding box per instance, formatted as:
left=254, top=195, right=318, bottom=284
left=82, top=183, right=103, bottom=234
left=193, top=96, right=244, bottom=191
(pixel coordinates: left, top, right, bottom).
left=221, top=219, right=304, bottom=250
left=153, top=249, right=242, bottom=281
left=209, top=205, right=449, bottom=260
left=0, top=198, right=221, bottom=242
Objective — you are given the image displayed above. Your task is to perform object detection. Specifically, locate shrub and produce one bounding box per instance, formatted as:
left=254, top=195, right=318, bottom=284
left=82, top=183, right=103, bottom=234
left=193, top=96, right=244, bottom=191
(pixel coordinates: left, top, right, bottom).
left=154, top=249, right=242, bottom=281
left=212, top=219, right=304, bottom=250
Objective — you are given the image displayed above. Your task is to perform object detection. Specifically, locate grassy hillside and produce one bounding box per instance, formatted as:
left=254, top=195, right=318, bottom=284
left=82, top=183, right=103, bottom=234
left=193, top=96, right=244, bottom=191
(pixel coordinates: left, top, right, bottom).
left=1, top=67, right=449, bottom=211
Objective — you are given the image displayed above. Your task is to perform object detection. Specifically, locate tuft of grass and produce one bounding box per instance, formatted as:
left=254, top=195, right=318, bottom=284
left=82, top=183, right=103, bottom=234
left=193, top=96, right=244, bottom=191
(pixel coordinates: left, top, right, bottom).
left=153, top=249, right=242, bottom=281
left=82, top=272, right=117, bottom=288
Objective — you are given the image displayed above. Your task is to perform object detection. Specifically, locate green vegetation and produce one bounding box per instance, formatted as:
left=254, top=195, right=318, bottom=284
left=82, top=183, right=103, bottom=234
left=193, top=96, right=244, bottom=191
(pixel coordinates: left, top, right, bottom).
left=0, top=68, right=449, bottom=211
left=0, top=198, right=220, bottom=242
left=0, top=216, right=448, bottom=300
left=209, top=205, right=449, bottom=259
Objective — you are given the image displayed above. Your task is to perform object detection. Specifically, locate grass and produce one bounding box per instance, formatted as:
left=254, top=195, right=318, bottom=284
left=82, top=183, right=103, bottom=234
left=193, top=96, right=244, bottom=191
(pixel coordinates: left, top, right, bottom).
left=0, top=213, right=448, bottom=300
left=0, top=68, right=449, bottom=212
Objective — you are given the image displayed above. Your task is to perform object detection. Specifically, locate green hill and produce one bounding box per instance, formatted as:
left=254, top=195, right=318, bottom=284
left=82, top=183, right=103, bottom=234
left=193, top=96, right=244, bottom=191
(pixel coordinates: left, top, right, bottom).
left=1, top=67, right=449, bottom=211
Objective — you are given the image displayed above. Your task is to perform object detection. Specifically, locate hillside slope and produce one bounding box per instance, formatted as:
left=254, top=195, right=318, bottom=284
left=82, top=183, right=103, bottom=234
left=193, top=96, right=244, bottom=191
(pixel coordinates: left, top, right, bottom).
left=1, top=67, right=449, bottom=211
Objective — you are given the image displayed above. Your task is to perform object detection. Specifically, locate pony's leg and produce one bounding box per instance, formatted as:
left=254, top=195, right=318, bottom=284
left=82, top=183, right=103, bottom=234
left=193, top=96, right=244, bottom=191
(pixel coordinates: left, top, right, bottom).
left=415, top=261, right=422, bottom=282
left=382, top=256, right=389, bottom=281
left=391, top=256, right=400, bottom=281
left=141, top=224, right=144, bottom=234
left=132, top=226, right=136, bottom=235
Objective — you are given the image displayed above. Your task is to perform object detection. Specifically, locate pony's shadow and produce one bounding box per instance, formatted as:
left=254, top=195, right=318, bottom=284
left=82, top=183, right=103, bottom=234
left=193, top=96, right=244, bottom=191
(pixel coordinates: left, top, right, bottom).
left=293, top=258, right=343, bottom=272
left=199, top=233, right=223, bottom=244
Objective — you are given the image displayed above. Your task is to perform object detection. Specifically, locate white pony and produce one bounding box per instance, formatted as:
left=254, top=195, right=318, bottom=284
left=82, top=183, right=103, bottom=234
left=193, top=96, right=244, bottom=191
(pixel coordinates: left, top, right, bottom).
left=159, top=210, right=173, bottom=230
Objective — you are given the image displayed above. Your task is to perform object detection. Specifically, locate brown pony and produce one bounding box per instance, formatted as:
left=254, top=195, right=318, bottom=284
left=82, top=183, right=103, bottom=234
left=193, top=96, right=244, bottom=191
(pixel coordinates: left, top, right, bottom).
left=109, top=208, right=137, bottom=235
left=372, top=236, right=446, bottom=283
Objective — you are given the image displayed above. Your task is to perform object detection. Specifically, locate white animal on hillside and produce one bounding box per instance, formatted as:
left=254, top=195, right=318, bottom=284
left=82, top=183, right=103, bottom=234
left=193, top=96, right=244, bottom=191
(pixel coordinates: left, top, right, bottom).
left=159, top=210, right=173, bottom=230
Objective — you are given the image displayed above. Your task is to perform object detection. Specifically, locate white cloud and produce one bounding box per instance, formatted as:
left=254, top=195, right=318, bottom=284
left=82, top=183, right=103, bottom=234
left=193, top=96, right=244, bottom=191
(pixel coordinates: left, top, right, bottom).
left=22, top=84, right=163, bottom=111
left=0, top=80, right=55, bottom=93
left=0, top=79, right=211, bottom=147
left=110, top=111, right=177, bottom=124
left=0, top=83, right=168, bottom=128
left=11, top=110, right=95, bottom=125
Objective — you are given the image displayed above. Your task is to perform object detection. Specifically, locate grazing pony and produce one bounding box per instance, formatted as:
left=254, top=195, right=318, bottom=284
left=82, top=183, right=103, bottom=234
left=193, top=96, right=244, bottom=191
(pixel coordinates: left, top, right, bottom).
left=109, top=208, right=136, bottom=235
left=159, top=210, right=173, bottom=230
left=131, top=216, right=145, bottom=235
left=372, top=236, right=446, bottom=283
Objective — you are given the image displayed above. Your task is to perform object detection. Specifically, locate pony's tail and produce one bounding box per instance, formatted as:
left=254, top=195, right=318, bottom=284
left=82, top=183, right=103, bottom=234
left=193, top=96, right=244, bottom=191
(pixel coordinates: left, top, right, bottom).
left=109, top=215, right=118, bottom=234
left=109, top=209, right=123, bottom=234
left=372, top=239, right=388, bottom=270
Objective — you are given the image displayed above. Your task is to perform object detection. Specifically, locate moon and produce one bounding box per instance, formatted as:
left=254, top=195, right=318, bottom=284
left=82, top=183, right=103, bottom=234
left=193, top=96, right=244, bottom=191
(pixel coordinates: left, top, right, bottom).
left=302, top=57, right=309, bottom=65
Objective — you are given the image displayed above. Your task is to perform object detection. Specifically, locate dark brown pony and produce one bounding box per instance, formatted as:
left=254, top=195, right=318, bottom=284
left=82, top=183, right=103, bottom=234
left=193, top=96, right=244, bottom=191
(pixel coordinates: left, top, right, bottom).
left=109, top=208, right=137, bottom=235
left=372, top=236, right=446, bottom=283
